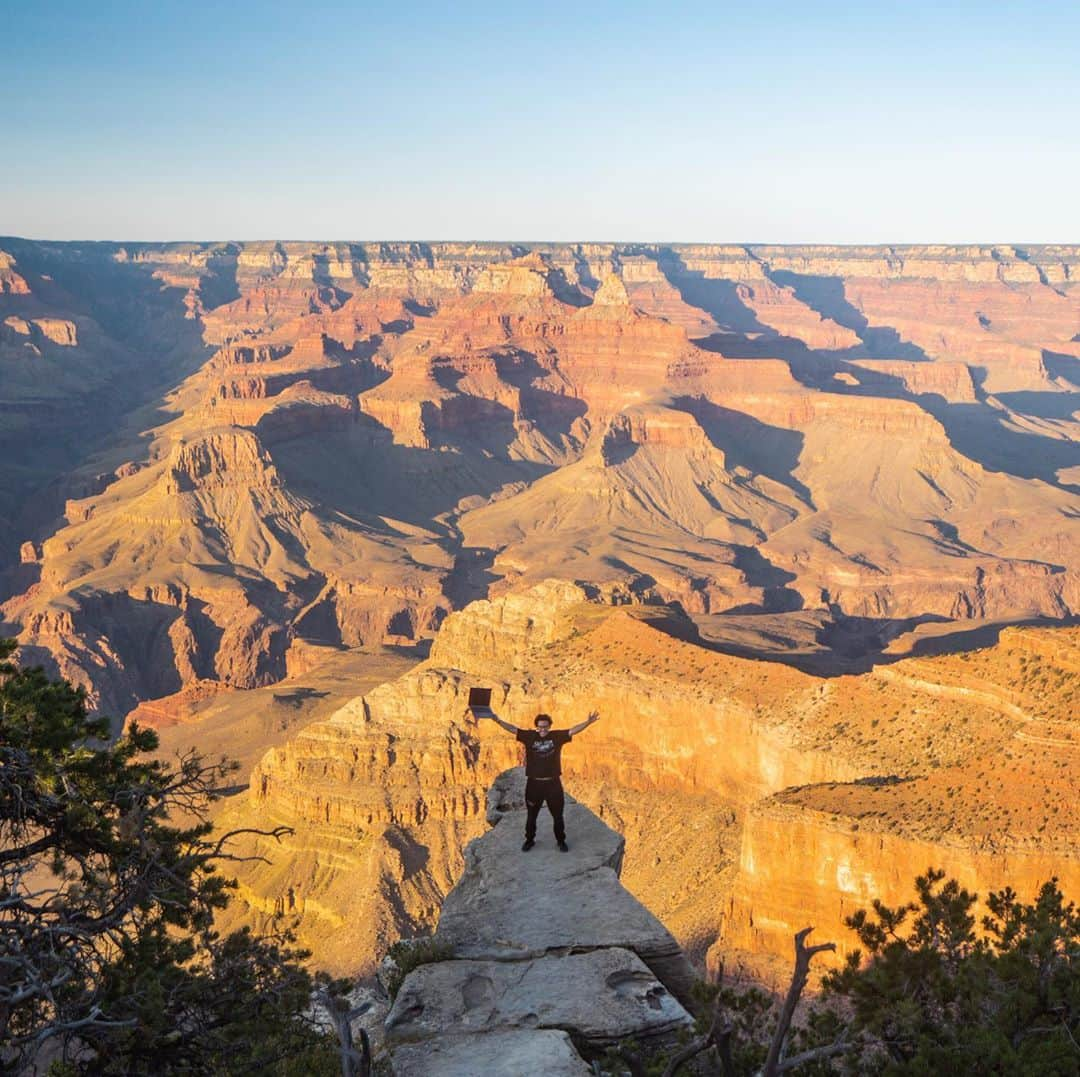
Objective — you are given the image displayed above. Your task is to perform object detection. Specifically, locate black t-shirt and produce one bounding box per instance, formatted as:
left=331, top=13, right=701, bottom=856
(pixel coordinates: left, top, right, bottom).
left=516, top=728, right=571, bottom=779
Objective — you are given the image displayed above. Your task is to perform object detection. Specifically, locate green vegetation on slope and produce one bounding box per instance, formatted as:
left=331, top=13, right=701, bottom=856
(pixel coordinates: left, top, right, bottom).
left=0, top=639, right=341, bottom=1075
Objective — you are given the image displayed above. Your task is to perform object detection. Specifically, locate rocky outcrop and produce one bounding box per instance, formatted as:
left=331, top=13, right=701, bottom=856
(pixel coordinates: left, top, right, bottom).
left=850, top=359, right=978, bottom=402
left=428, top=580, right=589, bottom=670
left=387, top=1029, right=591, bottom=1077
left=442, top=773, right=696, bottom=999
left=0, top=250, right=31, bottom=295
left=206, top=585, right=1080, bottom=986
left=383, top=768, right=694, bottom=1074
left=3, top=315, right=78, bottom=346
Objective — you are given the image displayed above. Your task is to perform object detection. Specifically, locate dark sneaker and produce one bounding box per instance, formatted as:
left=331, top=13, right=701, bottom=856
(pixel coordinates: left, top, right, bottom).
left=558, top=841, right=569, bottom=852
left=521, top=839, right=535, bottom=851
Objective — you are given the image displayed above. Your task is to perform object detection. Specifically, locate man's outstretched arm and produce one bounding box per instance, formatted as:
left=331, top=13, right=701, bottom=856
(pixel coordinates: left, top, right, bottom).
left=568, top=710, right=600, bottom=737
left=475, top=712, right=520, bottom=736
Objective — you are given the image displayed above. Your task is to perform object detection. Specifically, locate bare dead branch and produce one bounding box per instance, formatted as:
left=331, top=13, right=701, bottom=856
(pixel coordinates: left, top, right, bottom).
left=761, top=926, right=838, bottom=1077
left=775, top=1037, right=850, bottom=1073
left=314, top=986, right=372, bottom=1077
left=672, top=996, right=728, bottom=1076
left=198, top=825, right=295, bottom=862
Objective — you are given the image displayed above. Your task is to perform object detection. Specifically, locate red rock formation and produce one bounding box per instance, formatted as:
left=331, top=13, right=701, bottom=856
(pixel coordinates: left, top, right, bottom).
left=0, top=251, right=31, bottom=295
left=1, top=238, right=1076, bottom=725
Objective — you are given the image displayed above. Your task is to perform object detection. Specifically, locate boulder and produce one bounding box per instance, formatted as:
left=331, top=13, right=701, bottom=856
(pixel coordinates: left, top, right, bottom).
left=385, top=947, right=689, bottom=1046
left=387, top=1029, right=592, bottom=1077
left=436, top=786, right=695, bottom=1002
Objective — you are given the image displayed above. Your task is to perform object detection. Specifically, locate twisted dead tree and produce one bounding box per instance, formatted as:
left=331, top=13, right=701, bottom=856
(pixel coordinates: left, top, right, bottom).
left=314, top=987, right=373, bottom=1077
left=760, top=927, right=846, bottom=1076
left=608, top=925, right=845, bottom=1077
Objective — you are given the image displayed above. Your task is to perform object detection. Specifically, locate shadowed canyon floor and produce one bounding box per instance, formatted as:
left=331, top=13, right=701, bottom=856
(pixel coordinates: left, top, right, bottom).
left=1, top=239, right=1078, bottom=983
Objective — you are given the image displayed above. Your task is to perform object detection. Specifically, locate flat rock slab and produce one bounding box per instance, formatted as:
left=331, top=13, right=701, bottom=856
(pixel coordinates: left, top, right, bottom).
left=435, top=800, right=694, bottom=999
left=386, top=947, right=692, bottom=1046
left=387, top=1028, right=592, bottom=1077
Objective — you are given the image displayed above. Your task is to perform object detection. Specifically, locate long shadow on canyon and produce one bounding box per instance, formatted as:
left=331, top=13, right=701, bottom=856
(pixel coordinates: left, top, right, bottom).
left=680, top=269, right=1080, bottom=490
left=654, top=249, right=829, bottom=383
left=1044, top=349, right=1080, bottom=388
left=766, top=269, right=932, bottom=362
left=926, top=400, right=1080, bottom=489
left=272, top=345, right=589, bottom=535
left=199, top=244, right=242, bottom=310
left=826, top=360, right=1080, bottom=490
left=994, top=389, right=1080, bottom=421
left=0, top=241, right=219, bottom=585
left=485, top=347, right=590, bottom=435
left=656, top=249, right=771, bottom=335
left=269, top=405, right=558, bottom=534
left=654, top=248, right=930, bottom=388
left=672, top=396, right=814, bottom=506
left=683, top=609, right=1080, bottom=677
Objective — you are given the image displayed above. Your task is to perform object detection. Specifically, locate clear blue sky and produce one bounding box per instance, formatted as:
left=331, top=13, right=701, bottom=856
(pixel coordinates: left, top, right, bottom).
left=3, top=1, right=1078, bottom=242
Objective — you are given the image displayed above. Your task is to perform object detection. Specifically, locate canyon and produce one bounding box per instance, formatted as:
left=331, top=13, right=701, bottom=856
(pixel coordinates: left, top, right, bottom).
left=208, top=582, right=1080, bottom=983
left=1, top=237, right=1078, bottom=980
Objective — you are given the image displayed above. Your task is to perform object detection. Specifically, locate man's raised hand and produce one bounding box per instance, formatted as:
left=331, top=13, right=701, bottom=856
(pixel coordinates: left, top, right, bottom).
left=474, top=712, right=520, bottom=736
left=569, top=709, right=601, bottom=737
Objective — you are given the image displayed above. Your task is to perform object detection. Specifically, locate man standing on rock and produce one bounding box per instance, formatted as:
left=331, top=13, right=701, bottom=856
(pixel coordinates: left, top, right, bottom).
left=474, top=708, right=600, bottom=852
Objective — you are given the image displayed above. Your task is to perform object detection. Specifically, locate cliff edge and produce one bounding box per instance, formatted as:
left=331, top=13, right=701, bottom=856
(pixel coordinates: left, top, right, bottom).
left=383, top=767, right=696, bottom=1076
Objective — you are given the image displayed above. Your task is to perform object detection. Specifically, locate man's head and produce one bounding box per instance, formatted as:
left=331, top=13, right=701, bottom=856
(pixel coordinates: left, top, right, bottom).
left=533, top=713, right=553, bottom=734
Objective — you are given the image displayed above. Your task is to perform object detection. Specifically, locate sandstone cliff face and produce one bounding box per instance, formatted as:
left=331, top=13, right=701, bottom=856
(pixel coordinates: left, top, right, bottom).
left=3, top=314, right=78, bottom=346
left=207, top=585, right=1080, bottom=984
left=715, top=623, right=1080, bottom=978
left=0, top=251, right=32, bottom=295
left=211, top=666, right=504, bottom=974
left=724, top=795, right=1080, bottom=977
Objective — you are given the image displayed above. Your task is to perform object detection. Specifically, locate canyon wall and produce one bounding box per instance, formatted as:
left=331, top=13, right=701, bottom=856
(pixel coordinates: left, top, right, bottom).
left=1, top=237, right=1077, bottom=983
left=213, top=584, right=1080, bottom=979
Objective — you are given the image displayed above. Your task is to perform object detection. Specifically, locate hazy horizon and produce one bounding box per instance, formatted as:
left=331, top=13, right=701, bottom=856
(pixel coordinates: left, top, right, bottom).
left=4, top=1, right=1080, bottom=243
left=4, top=235, right=1080, bottom=248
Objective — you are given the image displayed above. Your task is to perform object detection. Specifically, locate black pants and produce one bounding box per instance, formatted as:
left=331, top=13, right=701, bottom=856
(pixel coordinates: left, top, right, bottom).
left=524, top=777, right=565, bottom=842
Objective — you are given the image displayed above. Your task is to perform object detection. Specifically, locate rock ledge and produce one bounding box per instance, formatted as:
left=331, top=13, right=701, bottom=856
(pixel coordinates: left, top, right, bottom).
left=384, top=767, right=696, bottom=1075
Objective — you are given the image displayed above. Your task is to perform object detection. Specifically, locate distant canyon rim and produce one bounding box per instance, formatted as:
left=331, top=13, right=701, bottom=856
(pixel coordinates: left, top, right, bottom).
left=1, top=238, right=1077, bottom=978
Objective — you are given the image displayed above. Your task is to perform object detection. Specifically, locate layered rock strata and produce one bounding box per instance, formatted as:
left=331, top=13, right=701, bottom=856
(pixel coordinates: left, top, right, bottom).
left=382, top=768, right=694, bottom=1075
left=2, top=239, right=1078, bottom=718
left=724, top=789, right=1080, bottom=975
left=210, top=582, right=1079, bottom=985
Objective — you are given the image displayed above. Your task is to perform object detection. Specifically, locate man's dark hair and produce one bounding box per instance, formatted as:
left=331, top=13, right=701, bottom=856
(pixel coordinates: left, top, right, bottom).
left=534, top=713, right=553, bottom=727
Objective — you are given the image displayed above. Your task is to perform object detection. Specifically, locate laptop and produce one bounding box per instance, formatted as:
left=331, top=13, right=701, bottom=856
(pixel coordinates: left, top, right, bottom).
left=467, top=687, right=495, bottom=718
